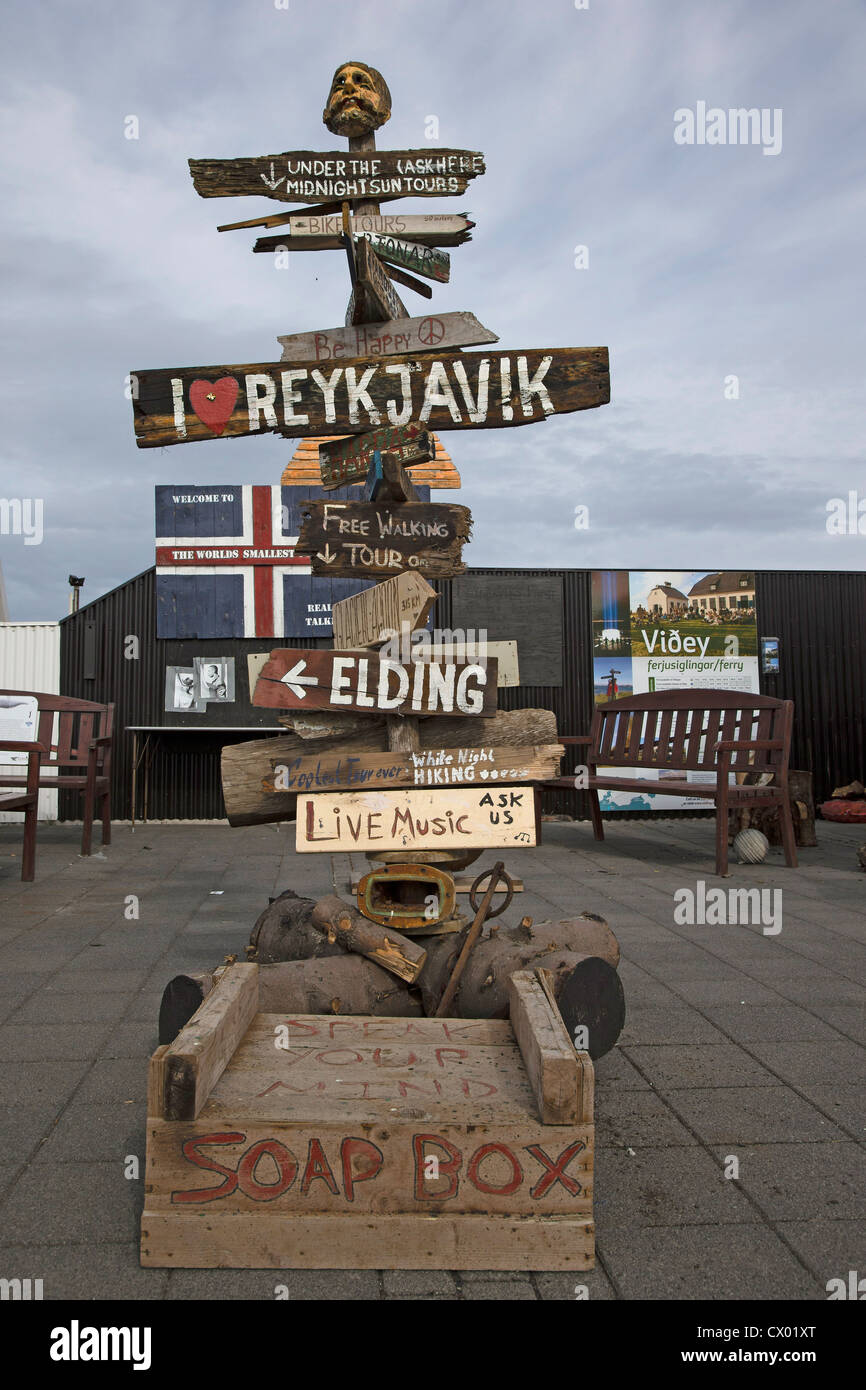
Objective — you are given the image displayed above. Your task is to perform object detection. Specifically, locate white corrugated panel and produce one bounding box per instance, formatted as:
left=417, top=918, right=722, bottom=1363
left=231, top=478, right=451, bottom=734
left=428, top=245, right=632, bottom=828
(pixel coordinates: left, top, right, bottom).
left=0, top=623, right=61, bottom=821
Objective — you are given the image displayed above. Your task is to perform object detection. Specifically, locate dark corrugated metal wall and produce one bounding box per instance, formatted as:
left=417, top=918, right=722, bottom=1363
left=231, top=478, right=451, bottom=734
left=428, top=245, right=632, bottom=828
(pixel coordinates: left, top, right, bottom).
left=60, top=566, right=864, bottom=820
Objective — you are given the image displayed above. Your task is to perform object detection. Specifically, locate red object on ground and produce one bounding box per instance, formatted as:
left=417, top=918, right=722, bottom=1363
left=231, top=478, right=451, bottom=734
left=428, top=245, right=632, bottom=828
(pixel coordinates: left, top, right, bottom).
left=819, top=799, right=866, bottom=822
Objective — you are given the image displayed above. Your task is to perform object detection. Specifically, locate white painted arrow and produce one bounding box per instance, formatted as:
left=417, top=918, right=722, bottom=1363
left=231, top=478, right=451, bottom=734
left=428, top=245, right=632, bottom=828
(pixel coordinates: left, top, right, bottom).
left=316, top=544, right=337, bottom=565
left=280, top=659, right=319, bottom=699
left=261, top=161, right=285, bottom=191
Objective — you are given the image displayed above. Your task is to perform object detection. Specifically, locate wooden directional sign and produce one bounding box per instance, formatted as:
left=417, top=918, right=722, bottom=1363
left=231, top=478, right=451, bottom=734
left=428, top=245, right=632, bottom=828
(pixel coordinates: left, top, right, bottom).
left=358, top=232, right=449, bottom=283
left=252, top=649, right=498, bottom=718
left=266, top=744, right=563, bottom=795
left=277, top=312, right=498, bottom=365
left=318, top=423, right=433, bottom=488
left=284, top=212, right=474, bottom=246
left=331, top=571, right=437, bottom=649
left=353, top=236, right=408, bottom=322
left=130, top=348, right=611, bottom=449
left=296, top=785, right=538, bottom=854
left=189, top=149, right=485, bottom=203
left=294, top=500, right=471, bottom=578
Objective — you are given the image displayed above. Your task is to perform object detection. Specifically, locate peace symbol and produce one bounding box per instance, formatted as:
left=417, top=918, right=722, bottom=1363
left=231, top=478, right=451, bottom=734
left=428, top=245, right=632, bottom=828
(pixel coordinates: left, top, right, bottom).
left=418, top=317, right=446, bottom=346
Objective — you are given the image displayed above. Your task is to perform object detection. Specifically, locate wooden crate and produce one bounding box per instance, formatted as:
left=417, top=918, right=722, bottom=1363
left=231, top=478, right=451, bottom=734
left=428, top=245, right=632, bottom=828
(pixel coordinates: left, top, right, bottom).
left=141, top=963, right=594, bottom=1269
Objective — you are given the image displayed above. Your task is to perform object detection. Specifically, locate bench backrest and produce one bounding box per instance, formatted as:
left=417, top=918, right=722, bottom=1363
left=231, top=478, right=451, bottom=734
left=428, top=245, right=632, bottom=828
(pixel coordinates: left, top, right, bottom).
left=0, top=691, right=114, bottom=771
left=589, top=689, right=793, bottom=777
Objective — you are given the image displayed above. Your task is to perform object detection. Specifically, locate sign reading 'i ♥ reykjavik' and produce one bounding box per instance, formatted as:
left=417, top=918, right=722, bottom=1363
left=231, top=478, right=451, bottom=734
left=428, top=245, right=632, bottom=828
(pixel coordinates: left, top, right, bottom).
left=130, top=348, right=611, bottom=448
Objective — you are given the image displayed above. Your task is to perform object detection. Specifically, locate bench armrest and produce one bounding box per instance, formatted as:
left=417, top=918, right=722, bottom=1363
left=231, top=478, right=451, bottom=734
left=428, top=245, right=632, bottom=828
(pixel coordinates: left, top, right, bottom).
left=713, top=738, right=784, bottom=752
left=0, top=740, right=48, bottom=753
left=89, top=736, right=114, bottom=749
left=559, top=736, right=593, bottom=745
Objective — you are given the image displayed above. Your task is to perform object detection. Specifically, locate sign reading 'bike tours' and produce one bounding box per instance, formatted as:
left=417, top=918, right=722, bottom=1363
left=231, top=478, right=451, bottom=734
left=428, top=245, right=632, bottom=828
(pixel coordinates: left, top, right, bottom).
left=131, top=348, right=611, bottom=448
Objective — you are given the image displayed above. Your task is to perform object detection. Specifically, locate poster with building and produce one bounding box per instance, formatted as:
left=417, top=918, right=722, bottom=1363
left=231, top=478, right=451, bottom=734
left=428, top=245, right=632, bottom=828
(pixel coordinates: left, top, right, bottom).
left=591, top=570, right=758, bottom=810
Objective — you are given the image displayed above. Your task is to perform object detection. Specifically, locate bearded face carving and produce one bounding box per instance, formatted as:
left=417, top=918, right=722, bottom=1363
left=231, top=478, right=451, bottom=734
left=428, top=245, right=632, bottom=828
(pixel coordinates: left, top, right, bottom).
left=323, top=62, right=392, bottom=138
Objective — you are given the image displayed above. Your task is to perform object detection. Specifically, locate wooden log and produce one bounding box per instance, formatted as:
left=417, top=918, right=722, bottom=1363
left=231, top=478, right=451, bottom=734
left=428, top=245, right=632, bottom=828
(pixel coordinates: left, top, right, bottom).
left=310, top=894, right=427, bottom=984
left=221, top=708, right=559, bottom=826
left=250, top=889, right=344, bottom=964
left=158, top=974, right=213, bottom=1046
left=255, top=957, right=422, bottom=1016
left=418, top=917, right=621, bottom=1020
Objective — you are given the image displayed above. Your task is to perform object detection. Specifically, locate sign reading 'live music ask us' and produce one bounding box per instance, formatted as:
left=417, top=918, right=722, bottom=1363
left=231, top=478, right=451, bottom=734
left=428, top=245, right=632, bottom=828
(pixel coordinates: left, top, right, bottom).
left=296, top=785, right=538, bottom=854
left=131, top=348, right=610, bottom=448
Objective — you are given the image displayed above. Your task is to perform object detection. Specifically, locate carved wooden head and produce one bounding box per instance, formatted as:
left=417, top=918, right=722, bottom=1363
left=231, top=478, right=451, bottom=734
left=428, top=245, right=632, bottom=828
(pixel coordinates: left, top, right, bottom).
left=323, top=61, right=392, bottom=138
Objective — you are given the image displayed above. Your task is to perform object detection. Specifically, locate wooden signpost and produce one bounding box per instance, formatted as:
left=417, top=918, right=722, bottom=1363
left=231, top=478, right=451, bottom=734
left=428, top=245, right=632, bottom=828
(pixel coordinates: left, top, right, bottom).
left=297, top=785, right=538, bottom=853
left=318, top=422, right=433, bottom=488
left=277, top=312, right=498, bottom=365
left=294, top=499, right=471, bottom=578
left=331, top=571, right=437, bottom=649
left=188, top=149, right=486, bottom=203
left=131, top=347, right=611, bottom=449
left=358, top=232, right=450, bottom=283
left=252, top=648, right=498, bottom=718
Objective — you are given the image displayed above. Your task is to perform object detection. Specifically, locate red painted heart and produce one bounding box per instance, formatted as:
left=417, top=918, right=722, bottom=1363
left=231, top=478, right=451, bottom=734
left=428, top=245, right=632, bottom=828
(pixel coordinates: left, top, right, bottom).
left=189, top=377, right=240, bottom=435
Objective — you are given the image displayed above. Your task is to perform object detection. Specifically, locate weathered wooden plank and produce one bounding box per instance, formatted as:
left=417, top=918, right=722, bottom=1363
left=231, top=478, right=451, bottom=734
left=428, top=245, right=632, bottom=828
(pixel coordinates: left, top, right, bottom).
left=162, top=964, right=259, bottom=1122
left=331, top=572, right=437, bottom=648
left=294, top=500, right=471, bottom=578
left=297, top=785, right=538, bottom=853
left=507, top=971, right=584, bottom=1124
left=354, top=235, right=409, bottom=320
left=285, top=211, right=474, bottom=245
left=318, top=423, right=434, bottom=489
left=252, top=648, right=498, bottom=719
left=188, top=148, right=486, bottom=202
left=130, top=348, right=611, bottom=449
left=271, top=744, right=562, bottom=795
left=143, top=1117, right=591, bottom=1217
left=140, top=1212, right=594, bottom=1270
left=220, top=708, right=559, bottom=826
left=277, top=312, right=498, bottom=365
left=359, top=231, right=449, bottom=283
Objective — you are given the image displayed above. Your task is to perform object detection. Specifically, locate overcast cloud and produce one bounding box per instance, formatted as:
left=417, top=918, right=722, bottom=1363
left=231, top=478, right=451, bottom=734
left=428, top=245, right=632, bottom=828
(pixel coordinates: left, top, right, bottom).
left=1, top=0, right=864, bottom=619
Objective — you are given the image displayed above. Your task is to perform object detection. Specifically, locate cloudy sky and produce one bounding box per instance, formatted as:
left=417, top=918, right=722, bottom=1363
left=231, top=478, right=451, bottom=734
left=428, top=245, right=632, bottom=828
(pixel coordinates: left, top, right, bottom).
left=2, top=0, right=864, bottom=620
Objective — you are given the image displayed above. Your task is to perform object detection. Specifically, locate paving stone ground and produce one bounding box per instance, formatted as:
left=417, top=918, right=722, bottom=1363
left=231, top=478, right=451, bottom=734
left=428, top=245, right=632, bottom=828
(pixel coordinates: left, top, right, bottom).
left=0, top=816, right=863, bottom=1301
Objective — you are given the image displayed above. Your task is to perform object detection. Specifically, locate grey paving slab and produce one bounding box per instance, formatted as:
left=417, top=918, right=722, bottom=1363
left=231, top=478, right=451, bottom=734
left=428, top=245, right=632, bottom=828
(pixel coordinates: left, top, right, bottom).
left=463, top=1280, right=537, bottom=1299
left=0, top=1105, right=68, bottom=1167
left=31, top=1101, right=146, bottom=1165
left=665, top=1086, right=847, bottom=1145
left=382, top=1269, right=459, bottom=1298
left=0, top=1243, right=170, bottom=1300
left=619, top=1006, right=727, bottom=1045
left=8, top=991, right=135, bottom=1025
left=166, top=1268, right=380, bottom=1299
left=0, top=1162, right=141, bottom=1244
left=598, top=1225, right=822, bottom=1300
left=593, top=1145, right=759, bottom=1229
left=595, top=1089, right=695, bottom=1149
left=0, top=1060, right=90, bottom=1109
left=712, top=1143, right=866, bottom=1222
left=0, top=1023, right=110, bottom=1062
left=775, top=1219, right=866, bottom=1290
left=698, top=1003, right=844, bottom=1042
left=623, top=1042, right=783, bottom=1090
left=534, top=1266, right=618, bottom=1299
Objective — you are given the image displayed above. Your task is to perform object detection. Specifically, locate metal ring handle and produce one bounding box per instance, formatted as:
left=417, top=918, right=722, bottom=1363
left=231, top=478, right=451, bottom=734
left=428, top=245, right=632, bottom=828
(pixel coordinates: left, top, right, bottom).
left=468, top=866, right=514, bottom=919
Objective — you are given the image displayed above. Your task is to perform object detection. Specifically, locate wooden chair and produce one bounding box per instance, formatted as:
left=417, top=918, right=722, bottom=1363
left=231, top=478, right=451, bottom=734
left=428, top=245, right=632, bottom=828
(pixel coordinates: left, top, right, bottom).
left=0, top=692, right=114, bottom=857
left=0, top=739, right=46, bottom=880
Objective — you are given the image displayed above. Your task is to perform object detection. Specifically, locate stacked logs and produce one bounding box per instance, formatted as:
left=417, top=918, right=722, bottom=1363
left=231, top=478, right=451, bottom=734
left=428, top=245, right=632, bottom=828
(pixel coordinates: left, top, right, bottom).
left=159, top=885, right=626, bottom=1061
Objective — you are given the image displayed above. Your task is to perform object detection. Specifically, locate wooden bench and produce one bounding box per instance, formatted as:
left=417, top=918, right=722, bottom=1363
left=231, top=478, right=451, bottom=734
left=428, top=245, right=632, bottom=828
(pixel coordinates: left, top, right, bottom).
left=0, top=739, right=45, bottom=880
left=545, top=688, right=797, bottom=876
left=0, top=692, right=115, bottom=858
